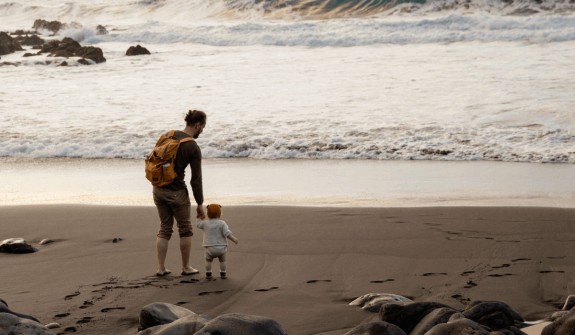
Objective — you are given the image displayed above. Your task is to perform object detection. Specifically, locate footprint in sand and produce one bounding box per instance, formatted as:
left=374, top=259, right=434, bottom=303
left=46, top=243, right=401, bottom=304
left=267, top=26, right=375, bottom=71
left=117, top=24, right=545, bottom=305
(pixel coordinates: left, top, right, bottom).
left=422, top=272, right=447, bottom=277
left=64, top=292, right=80, bottom=300
left=254, top=287, right=279, bottom=292
left=370, top=279, right=395, bottom=283
left=79, top=301, right=94, bottom=309
left=101, top=307, right=125, bottom=312
left=491, top=264, right=510, bottom=269
left=306, top=279, right=332, bottom=284
left=198, top=290, right=227, bottom=296
left=460, top=271, right=475, bottom=276
left=180, top=279, right=200, bottom=284
left=451, top=294, right=471, bottom=304
left=464, top=280, right=477, bottom=288
left=54, top=313, right=70, bottom=318
left=547, top=256, right=566, bottom=259
left=511, top=258, right=531, bottom=262
left=540, top=270, right=565, bottom=274
left=76, top=316, right=93, bottom=324
left=63, top=326, right=77, bottom=333
left=487, top=273, right=515, bottom=277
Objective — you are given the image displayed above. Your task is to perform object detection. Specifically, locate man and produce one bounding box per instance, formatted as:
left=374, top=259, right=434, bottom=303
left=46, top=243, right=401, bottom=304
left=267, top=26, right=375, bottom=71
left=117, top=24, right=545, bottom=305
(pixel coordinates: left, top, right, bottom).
left=153, top=109, right=207, bottom=276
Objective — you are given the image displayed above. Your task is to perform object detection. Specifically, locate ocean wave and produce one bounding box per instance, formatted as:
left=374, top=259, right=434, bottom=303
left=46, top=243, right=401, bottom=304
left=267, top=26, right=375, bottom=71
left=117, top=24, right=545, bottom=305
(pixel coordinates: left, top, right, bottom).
left=3, top=0, right=575, bottom=46
left=76, top=14, right=575, bottom=46
left=4, top=0, right=575, bottom=25
left=0, top=126, right=573, bottom=163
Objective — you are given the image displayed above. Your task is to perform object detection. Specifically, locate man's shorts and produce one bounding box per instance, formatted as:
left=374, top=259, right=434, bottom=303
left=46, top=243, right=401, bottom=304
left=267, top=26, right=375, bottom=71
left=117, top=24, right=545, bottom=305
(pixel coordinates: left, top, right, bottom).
left=153, top=187, right=192, bottom=240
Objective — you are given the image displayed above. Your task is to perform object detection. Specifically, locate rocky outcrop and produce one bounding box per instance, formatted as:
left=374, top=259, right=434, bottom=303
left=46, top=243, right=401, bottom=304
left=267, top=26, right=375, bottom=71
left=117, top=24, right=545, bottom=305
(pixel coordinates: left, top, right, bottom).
left=543, top=310, right=575, bottom=335
left=139, top=302, right=198, bottom=331
left=0, top=313, right=54, bottom=335
left=76, top=46, right=106, bottom=63
left=0, top=299, right=52, bottom=335
left=38, top=37, right=106, bottom=63
left=463, top=301, right=524, bottom=331
left=18, top=34, right=46, bottom=46
left=0, top=32, right=23, bottom=55
left=189, top=313, right=287, bottom=335
left=344, top=321, right=407, bottom=335
left=126, top=44, right=151, bottom=56
left=32, top=19, right=81, bottom=35
left=0, top=298, right=41, bottom=323
left=138, top=314, right=207, bottom=335
left=32, top=19, right=64, bottom=34
left=349, top=293, right=537, bottom=335
left=137, top=303, right=287, bottom=335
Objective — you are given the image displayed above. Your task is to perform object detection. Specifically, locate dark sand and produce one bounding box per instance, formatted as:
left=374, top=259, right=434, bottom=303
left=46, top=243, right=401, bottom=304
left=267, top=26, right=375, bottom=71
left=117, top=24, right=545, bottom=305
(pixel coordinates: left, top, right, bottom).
left=1, top=205, right=574, bottom=334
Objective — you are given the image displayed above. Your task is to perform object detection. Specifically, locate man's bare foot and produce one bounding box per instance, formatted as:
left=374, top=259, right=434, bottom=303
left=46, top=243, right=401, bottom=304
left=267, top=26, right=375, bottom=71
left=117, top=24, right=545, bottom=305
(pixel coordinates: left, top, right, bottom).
left=181, top=266, right=199, bottom=276
left=156, top=269, right=171, bottom=276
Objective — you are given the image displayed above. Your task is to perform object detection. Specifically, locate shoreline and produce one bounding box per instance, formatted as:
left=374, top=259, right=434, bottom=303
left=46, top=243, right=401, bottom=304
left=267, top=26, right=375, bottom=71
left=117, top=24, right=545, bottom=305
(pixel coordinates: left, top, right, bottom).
left=1, top=205, right=574, bottom=334
left=0, top=158, right=573, bottom=208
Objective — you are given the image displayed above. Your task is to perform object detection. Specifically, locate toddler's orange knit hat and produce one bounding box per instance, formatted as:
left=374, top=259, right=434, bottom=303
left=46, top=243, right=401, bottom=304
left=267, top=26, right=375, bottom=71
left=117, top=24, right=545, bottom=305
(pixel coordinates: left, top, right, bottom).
left=207, top=204, right=222, bottom=219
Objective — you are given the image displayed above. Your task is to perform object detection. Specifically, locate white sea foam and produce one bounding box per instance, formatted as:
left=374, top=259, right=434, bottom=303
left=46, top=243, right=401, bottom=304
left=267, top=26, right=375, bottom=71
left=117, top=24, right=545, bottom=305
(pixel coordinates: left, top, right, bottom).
left=1, top=0, right=574, bottom=163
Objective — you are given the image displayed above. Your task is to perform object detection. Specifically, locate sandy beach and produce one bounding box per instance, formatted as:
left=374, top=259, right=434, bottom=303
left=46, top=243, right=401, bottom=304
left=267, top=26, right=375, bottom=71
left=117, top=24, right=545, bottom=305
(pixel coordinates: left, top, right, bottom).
left=1, top=204, right=574, bottom=334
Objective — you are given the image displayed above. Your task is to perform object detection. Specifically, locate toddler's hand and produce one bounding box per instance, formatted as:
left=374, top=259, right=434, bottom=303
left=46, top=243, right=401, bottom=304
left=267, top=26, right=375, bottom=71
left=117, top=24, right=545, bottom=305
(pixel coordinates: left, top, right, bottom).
left=196, top=205, right=206, bottom=220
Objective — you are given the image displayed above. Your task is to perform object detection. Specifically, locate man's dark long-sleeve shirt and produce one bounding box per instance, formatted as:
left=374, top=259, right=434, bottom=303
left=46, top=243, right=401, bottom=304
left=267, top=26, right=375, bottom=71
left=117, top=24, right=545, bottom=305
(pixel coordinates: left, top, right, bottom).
left=161, top=130, right=203, bottom=205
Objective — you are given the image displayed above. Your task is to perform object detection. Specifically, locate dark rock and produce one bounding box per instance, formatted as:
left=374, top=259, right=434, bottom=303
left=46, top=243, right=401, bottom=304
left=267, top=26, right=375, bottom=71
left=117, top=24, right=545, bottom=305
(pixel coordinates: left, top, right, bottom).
left=38, top=38, right=106, bottom=64
left=0, top=312, right=53, bottom=335
left=0, top=238, right=37, bottom=254
left=500, top=326, right=529, bottom=335
left=344, top=321, right=407, bottom=335
left=96, top=25, right=108, bottom=35
left=195, top=313, right=287, bottom=335
left=1, top=61, right=19, bottom=66
left=425, top=318, right=491, bottom=335
left=32, top=19, right=64, bottom=34
left=76, top=46, right=106, bottom=63
left=11, top=30, right=36, bottom=36
left=349, top=293, right=413, bottom=313
left=0, top=298, right=41, bottom=323
left=126, top=44, right=151, bottom=56
left=139, top=302, right=196, bottom=331
left=379, top=301, right=452, bottom=334
left=137, top=314, right=207, bottom=335
left=463, top=301, right=524, bottom=330
left=78, top=58, right=91, bottom=65
left=0, top=32, right=24, bottom=55
left=562, top=295, right=575, bottom=311
left=40, top=37, right=81, bottom=55
left=17, top=34, right=45, bottom=46
left=542, top=310, right=575, bottom=335
left=411, top=307, right=460, bottom=335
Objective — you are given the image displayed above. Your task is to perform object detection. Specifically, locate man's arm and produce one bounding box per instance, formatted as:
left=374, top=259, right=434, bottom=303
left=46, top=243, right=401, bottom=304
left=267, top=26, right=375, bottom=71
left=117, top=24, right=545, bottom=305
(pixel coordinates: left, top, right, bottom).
left=188, top=143, right=205, bottom=219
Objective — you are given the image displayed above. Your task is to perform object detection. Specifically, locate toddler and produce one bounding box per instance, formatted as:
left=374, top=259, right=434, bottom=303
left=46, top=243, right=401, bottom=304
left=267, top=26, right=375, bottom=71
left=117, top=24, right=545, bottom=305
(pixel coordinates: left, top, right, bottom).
left=196, top=204, right=239, bottom=279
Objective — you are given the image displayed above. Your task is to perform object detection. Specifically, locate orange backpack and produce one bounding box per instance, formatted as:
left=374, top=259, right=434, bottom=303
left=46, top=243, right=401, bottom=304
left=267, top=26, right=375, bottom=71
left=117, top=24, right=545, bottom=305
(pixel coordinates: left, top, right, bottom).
left=145, top=130, right=193, bottom=187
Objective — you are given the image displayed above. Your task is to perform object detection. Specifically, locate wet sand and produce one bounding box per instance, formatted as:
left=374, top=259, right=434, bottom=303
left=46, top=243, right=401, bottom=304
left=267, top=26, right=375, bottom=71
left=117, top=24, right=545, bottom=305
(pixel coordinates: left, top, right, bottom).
left=1, top=205, right=574, bottom=334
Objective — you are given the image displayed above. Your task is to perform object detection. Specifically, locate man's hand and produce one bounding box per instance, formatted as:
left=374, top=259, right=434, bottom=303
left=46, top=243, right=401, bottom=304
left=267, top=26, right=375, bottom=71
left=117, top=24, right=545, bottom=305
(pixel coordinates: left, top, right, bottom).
left=196, top=205, right=206, bottom=220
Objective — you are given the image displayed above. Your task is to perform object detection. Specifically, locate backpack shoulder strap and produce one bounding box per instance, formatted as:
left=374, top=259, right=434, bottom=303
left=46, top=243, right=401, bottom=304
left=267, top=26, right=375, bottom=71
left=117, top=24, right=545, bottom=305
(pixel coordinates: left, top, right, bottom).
left=180, top=137, right=194, bottom=144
